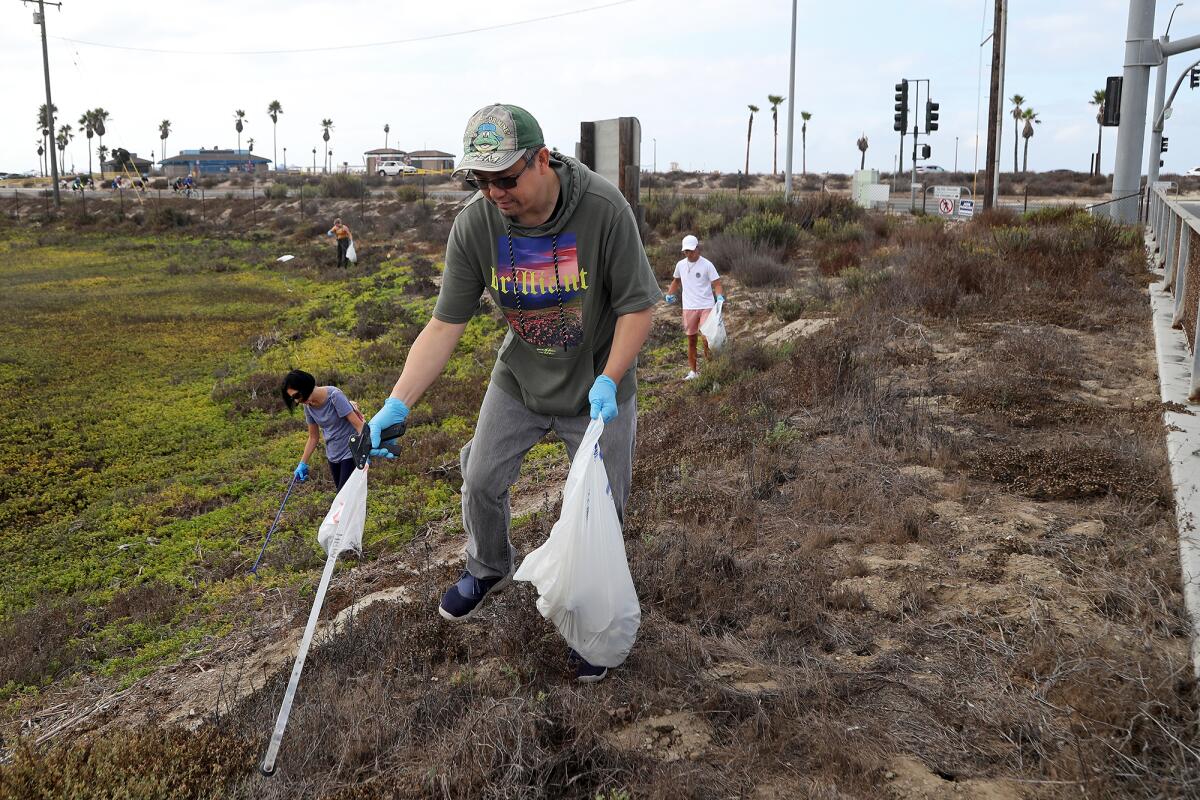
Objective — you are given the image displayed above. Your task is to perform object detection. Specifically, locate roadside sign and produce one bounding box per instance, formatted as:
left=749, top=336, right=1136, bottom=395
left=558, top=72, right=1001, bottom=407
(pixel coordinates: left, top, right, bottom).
left=938, top=198, right=955, bottom=216
left=933, top=186, right=962, bottom=200
left=958, top=199, right=975, bottom=218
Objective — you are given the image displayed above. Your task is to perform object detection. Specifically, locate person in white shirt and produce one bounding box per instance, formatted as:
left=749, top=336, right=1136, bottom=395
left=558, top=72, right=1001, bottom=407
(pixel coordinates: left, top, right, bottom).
left=664, top=234, right=725, bottom=380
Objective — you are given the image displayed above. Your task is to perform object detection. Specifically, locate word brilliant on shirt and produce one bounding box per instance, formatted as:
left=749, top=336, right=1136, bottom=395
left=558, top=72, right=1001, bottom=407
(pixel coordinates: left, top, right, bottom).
left=490, top=266, right=589, bottom=296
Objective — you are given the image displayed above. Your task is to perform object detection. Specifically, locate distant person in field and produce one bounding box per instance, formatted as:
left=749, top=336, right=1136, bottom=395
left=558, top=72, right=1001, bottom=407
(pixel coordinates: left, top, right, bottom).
left=280, top=369, right=365, bottom=491
left=664, top=234, right=724, bottom=380
left=365, top=103, right=658, bottom=683
left=327, top=218, right=352, bottom=268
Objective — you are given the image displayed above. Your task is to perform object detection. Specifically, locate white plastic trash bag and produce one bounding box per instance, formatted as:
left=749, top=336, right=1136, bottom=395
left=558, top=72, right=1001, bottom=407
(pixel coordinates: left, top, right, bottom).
left=345, top=239, right=358, bottom=263
left=317, top=465, right=366, bottom=558
left=699, top=297, right=727, bottom=351
left=514, top=419, right=640, bottom=667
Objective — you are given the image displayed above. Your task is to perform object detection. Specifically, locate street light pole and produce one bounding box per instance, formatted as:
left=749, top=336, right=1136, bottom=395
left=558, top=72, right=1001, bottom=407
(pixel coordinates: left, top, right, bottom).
left=783, top=0, right=797, bottom=200
left=1111, top=0, right=1157, bottom=222
left=651, top=137, right=656, bottom=200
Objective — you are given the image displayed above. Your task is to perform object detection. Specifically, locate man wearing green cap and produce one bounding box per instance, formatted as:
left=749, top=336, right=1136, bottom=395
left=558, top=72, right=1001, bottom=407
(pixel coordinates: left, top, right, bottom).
left=367, top=104, right=659, bottom=682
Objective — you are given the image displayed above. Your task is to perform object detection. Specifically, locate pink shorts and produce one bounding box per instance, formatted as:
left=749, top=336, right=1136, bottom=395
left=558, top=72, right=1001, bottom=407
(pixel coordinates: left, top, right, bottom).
left=681, top=308, right=712, bottom=336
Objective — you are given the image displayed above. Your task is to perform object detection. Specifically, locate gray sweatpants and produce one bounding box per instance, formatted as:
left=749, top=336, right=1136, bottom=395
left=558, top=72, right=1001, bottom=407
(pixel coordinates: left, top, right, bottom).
left=460, top=382, right=637, bottom=580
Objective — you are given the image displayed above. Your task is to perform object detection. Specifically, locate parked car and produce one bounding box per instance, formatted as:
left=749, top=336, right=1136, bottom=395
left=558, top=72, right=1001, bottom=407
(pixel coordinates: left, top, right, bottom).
left=1185, top=166, right=1200, bottom=177
left=915, top=165, right=946, bottom=173
left=377, top=160, right=417, bottom=176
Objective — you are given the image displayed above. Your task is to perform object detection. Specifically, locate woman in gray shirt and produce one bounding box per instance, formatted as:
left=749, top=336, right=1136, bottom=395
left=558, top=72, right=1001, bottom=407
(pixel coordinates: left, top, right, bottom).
left=280, top=370, right=365, bottom=490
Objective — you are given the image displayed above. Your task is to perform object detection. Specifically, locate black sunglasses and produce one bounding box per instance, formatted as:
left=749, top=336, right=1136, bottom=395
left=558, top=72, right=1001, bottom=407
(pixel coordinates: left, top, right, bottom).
left=466, top=150, right=537, bottom=192
left=288, top=391, right=308, bottom=404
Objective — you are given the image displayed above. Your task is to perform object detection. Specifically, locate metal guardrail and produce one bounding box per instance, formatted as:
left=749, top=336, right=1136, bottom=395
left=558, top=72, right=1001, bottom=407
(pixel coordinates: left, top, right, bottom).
left=1146, top=187, right=1200, bottom=401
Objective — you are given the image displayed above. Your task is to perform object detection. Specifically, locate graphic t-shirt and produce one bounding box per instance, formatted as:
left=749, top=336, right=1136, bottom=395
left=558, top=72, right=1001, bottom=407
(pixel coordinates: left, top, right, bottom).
left=673, top=256, right=720, bottom=310
left=433, top=153, right=661, bottom=416
left=303, top=386, right=357, bottom=463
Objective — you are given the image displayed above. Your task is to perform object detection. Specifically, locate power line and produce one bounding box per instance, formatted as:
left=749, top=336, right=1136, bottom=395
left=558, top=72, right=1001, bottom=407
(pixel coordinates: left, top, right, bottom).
left=52, top=0, right=634, bottom=56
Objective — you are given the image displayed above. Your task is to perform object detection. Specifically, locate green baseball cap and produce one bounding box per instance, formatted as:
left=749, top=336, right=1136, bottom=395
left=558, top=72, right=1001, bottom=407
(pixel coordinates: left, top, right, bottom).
left=454, top=103, right=545, bottom=175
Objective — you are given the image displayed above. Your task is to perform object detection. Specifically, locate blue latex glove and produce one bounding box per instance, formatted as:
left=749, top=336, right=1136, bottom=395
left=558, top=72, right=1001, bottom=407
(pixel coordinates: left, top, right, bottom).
left=589, top=375, right=618, bottom=422
left=716, top=294, right=726, bottom=303
left=294, top=462, right=309, bottom=482
left=369, top=397, right=410, bottom=457
left=664, top=293, right=677, bottom=304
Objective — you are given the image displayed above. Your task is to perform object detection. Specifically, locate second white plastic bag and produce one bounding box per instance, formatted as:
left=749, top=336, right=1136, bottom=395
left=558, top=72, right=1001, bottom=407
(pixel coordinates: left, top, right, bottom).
left=514, top=419, right=641, bottom=667
left=345, top=239, right=358, bottom=264
left=699, top=297, right=727, bottom=351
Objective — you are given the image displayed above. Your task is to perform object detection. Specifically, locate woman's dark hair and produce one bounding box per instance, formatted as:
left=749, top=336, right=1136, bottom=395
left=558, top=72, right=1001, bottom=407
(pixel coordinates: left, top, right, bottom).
left=281, top=369, right=316, bottom=412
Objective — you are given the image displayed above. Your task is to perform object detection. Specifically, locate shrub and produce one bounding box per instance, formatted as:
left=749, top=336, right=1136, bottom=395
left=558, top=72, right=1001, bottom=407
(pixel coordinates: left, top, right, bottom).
left=152, top=207, right=193, bottom=228
left=738, top=250, right=793, bottom=286
left=263, top=183, right=289, bottom=200
left=768, top=291, right=807, bottom=322
left=319, top=173, right=365, bottom=198
left=725, top=212, right=801, bottom=251
left=396, top=184, right=423, bottom=202
left=816, top=240, right=862, bottom=275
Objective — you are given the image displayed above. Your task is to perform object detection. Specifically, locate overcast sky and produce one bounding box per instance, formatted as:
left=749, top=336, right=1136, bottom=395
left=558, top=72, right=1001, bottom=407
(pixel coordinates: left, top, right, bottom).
left=3, top=0, right=1199, bottom=177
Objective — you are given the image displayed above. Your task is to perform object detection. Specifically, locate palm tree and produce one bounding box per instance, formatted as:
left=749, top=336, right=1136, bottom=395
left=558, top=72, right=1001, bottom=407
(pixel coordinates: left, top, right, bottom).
left=37, top=103, right=57, bottom=176
left=234, top=109, right=247, bottom=152
left=56, top=124, right=73, bottom=173
left=1090, top=89, right=1106, bottom=175
left=1020, top=108, right=1041, bottom=173
left=384, top=123, right=390, bottom=150
left=79, top=111, right=96, bottom=179
left=767, top=94, right=785, bottom=176
left=744, top=105, right=759, bottom=176
left=159, top=120, right=171, bottom=168
left=36, top=142, right=45, bottom=178
left=321, top=119, right=334, bottom=173
left=857, top=134, right=869, bottom=170
left=97, top=144, right=109, bottom=176
left=91, top=108, right=110, bottom=179
left=1008, top=94, right=1024, bottom=173
left=247, top=137, right=255, bottom=153
left=800, top=111, right=812, bottom=175
left=267, top=100, right=282, bottom=171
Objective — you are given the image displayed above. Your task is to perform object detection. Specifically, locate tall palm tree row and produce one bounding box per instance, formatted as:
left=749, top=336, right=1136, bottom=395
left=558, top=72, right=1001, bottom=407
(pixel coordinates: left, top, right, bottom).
left=79, top=110, right=96, bottom=179
left=159, top=119, right=171, bottom=167
left=1090, top=89, right=1106, bottom=175
left=56, top=124, right=73, bottom=172
left=321, top=119, right=334, bottom=173
left=384, top=123, right=390, bottom=150
left=234, top=109, right=247, bottom=153
left=91, top=108, right=110, bottom=179
left=857, top=134, right=869, bottom=170
left=767, top=94, right=785, bottom=176
left=1008, top=94, right=1024, bottom=173
left=800, top=111, right=812, bottom=176
left=744, top=105, right=758, bottom=177
left=1020, top=108, right=1041, bottom=173
left=267, top=100, right=283, bottom=170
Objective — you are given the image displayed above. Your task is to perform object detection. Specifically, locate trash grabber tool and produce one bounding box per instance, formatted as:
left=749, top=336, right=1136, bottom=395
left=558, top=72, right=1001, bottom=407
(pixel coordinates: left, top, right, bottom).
left=348, top=420, right=406, bottom=469
left=249, top=475, right=298, bottom=576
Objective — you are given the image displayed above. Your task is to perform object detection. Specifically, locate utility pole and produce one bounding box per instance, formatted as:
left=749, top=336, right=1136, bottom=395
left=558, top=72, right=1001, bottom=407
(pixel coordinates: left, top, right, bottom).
left=1147, top=33, right=1170, bottom=193
left=28, top=0, right=62, bottom=209
left=783, top=0, right=797, bottom=201
left=983, top=0, right=1006, bottom=210
left=1111, top=0, right=1156, bottom=223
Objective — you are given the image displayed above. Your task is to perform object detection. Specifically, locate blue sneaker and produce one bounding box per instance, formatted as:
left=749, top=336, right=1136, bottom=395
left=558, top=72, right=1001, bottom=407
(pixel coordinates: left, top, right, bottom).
left=568, top=649, right=609, bottom=683
left=438, top=569, right=512, bottom=621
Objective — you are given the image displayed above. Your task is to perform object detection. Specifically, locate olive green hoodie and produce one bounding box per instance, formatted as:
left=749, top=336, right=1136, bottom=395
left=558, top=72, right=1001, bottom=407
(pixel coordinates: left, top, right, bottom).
left=434, top=153, right=660, bottom=416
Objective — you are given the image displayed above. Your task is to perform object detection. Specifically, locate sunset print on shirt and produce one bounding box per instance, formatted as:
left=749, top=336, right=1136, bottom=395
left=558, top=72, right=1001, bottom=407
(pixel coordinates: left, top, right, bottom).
left=491, top=233, right=586, bottom=352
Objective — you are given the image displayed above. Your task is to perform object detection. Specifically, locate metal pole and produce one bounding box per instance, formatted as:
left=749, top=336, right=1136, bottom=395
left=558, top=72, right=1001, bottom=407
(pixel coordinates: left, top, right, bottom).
left=35, top=0, right=61, bottom=209
left=1111, top=0, right=1157, bottom=223
left=990, top=0, right=1007, bottom=208
left=783, top=0, right=797, bottom=201
left=1147, top=33, right=1170, bottom=200
left=954, top=136, right=959, bottom=172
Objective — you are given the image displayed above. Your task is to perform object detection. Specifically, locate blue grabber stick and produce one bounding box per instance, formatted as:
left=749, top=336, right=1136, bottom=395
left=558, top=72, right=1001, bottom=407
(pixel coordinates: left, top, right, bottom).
left=249, top=475, right=298, bottom=576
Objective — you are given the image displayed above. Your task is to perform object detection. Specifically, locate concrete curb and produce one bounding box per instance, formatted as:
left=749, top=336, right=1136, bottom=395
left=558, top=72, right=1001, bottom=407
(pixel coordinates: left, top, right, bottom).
left=1148, top=273, right=1200, bottom=679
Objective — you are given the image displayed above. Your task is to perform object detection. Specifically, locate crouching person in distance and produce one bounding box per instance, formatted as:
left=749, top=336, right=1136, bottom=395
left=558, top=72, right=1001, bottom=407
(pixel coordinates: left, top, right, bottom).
left=366, top=104, right=658, bottom=682
left=281, top=369, right=364, bottom=491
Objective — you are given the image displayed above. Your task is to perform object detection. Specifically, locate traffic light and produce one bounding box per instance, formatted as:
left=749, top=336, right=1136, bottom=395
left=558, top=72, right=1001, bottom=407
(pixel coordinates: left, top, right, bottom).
left=920, top=144, right=932, bottom=159
left=925, top=100, right=940, bottom=132
left=1191, top=67, right=1199, bottom=89
left=894, top=80, right=909, bottom=132
left=1161, top=137, right=1169, bottom=153
left=1102, top=76, right=1123, bottom=126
